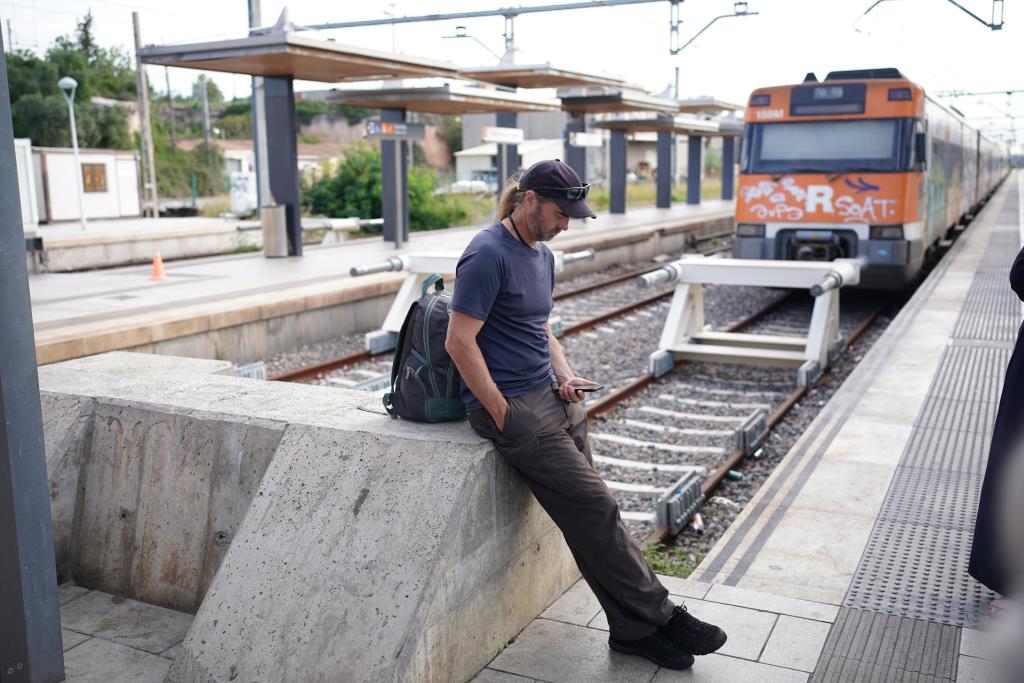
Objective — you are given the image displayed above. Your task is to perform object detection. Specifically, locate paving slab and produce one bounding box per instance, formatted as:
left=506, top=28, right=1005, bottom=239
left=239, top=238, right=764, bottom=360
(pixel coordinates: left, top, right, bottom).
left=61, top=629, right=90, bottom=652
left=657, top=576, right=713, bottom=600
left=678, top=599, right=778, bottom=662
left=62, top=637, right=171, bottom=683
left=160, top=643, right=183, bottom=661
left=958, top=627, right=995, bottom=660
left=758, top=615, right=832, bottom=673
left=472, top=669, right=540, bottom=683
left=59, top=590, right=192, bottom=655
left=58, top=583, right=91, bottom=606
left=956, top=654, right=997, bottom=682
left=489, top=618, right=658, bottom=683
left=540, top=579, right=603, bottom=627
left=651, top=652, right=808, bottom=682
left=703, top=584, right=838, bottom=623
left=586, top=597, right=777, bottom=663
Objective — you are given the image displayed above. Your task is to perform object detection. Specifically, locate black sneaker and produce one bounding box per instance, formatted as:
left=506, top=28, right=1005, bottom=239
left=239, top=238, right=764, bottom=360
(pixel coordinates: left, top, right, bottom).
left=608, top=629, right=695, bottom=670
left=664, top=604, right=728, bottom=655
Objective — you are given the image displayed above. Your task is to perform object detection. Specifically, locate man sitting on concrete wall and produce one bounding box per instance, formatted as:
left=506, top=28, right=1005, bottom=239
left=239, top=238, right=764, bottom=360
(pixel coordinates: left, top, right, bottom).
left=445, top=159, right=728, bottom=671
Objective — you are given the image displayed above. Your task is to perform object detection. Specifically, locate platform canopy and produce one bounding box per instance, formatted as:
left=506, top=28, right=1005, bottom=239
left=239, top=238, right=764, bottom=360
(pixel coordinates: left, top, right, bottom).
left=558, top=88, right=680, bottom=115
left=138, top=30, right=458, bottom=82
left=458, top=63, right=628, bottom=90
left=677, top=96, right=745, bottom=115
left=328, top=83, right=562, bottom=114
left=592, top=115, right=737, bottom=137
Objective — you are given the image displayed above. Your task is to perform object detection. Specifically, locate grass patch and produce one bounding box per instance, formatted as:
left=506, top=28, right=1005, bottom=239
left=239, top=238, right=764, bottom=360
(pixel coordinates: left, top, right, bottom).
left=643, top=542, right=702, bottom=578
left=439, top=192, right=498, bottom=227
left=199, top=195, right=232, bottom=218
left=588, top=180, right=724, bottom=212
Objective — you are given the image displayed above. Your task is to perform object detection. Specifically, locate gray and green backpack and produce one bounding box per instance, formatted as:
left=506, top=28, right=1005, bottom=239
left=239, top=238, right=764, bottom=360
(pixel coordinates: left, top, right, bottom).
left=383, top=274, right=466, bottom=423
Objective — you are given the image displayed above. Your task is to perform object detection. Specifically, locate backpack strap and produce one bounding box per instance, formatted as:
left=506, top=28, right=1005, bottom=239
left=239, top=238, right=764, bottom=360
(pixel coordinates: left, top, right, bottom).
left=390, top=298, right=420, bottom=392
left=383, top=393, right=397, bottom=418
left=421, top=273, right=444, bottom=296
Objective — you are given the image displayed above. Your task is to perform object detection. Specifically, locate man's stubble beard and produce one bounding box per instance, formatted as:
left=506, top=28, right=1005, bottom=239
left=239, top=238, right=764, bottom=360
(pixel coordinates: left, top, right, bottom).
left=527, top=202, right=560, bottom=242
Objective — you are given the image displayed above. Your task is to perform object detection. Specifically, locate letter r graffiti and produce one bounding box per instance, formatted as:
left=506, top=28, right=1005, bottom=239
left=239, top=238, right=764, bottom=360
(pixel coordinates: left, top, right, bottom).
left=806, top=185, right=834, bottom=213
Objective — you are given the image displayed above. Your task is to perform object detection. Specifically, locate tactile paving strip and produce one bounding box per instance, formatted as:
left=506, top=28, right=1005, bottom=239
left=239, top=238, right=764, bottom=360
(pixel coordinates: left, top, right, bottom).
left=952, top=225, right=1021, bottom=343
left=811, top=608, right=959, bottom=682
left=844, top=343, right=1006, bottom=630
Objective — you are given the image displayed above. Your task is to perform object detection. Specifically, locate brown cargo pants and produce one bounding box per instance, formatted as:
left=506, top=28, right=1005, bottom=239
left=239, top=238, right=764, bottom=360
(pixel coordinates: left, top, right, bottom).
left=467, top=383, right=675, bottom=641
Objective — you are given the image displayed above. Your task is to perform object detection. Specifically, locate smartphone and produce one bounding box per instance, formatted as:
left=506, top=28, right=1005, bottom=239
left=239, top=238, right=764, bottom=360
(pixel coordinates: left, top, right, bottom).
left=577, top=383, right=604, bottom=393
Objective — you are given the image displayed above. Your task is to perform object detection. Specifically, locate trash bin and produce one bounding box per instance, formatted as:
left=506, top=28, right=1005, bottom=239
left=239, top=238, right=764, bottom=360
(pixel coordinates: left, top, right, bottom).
left=261, top=204, right=288, bottom=258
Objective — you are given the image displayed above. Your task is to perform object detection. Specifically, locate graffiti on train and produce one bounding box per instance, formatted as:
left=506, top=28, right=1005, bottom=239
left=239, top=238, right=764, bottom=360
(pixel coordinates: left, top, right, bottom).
left=740, top=176, right=899, bottom=223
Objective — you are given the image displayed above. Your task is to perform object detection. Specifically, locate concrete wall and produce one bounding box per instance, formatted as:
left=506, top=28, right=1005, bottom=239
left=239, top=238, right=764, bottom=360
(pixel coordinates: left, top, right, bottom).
left=38, top=352, right=579, bottom=682
left=40, top=224, right=262, bottom=273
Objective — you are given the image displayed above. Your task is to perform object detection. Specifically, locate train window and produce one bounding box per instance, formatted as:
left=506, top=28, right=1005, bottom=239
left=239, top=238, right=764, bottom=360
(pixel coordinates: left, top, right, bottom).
left=743, top=118, right=916, bottom=174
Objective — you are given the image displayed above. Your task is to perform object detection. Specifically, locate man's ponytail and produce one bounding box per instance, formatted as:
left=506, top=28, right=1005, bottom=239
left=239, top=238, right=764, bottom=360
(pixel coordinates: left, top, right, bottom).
left=496, top=178, right=523, bottom=220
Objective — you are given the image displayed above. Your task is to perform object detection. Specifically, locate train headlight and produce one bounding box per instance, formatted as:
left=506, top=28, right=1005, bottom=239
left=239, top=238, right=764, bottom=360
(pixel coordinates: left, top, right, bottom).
left=869, top=225, right=904, bottom=240
left=736, top=223, right=766, bottom=237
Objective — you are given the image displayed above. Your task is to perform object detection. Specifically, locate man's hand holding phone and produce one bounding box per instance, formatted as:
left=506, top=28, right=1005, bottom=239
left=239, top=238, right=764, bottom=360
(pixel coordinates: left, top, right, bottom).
left=559, top=377, right=603, bottom=403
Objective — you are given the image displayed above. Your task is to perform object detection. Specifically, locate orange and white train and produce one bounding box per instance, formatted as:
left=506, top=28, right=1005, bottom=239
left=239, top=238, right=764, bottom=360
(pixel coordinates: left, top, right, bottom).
left=733, top=68, right=1009, bottom=289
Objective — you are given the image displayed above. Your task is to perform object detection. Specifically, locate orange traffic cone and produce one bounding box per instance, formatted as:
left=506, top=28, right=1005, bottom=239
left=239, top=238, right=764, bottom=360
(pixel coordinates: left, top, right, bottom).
left=151, top=250, right=166, bottom=281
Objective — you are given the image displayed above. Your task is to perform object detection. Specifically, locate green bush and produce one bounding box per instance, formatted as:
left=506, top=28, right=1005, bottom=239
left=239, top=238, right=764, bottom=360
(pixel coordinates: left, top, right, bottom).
left=302, top=144, right=469, bottom=232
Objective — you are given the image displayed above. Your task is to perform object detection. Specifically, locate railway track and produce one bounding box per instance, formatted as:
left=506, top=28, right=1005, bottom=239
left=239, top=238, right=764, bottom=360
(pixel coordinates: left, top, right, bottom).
left=575, top=294, right=883, bottom=543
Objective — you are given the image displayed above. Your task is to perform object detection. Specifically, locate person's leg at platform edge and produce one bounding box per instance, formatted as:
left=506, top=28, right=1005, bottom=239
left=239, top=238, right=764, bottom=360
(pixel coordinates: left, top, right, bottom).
left=467, top=385, right=728, bottom=669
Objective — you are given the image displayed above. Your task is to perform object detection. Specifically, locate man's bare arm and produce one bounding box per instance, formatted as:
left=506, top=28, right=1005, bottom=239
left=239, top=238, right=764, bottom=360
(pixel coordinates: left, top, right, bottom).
left=545, top=320, right=575, bottom=385
left=446, top=311, right=508, bottom=429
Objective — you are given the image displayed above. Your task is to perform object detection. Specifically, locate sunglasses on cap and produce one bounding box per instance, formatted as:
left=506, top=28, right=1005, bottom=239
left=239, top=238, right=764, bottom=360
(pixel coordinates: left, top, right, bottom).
left=527, top=184, right=592, bottom=201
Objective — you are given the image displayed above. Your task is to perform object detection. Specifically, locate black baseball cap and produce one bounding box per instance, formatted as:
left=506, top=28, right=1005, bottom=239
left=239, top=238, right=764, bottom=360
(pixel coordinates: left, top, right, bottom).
left=517, top=159, right=597, bottom=219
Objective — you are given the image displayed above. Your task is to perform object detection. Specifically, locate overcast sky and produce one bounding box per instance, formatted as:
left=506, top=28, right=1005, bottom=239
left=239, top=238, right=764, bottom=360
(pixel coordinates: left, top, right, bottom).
left=2, top=0, right=1020, bottom=151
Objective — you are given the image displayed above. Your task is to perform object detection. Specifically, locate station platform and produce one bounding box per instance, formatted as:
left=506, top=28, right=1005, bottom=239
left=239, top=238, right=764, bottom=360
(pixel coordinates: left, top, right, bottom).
left=473, top=174, right=1022, bottom=682
left=28, top=202, right=733, bottom=365
left=29, top=216, right=257, bottom=273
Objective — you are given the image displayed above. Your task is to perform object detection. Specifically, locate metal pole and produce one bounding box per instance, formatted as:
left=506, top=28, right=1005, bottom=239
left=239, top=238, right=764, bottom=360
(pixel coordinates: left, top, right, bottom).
left=721, top=136, right=735, bottom=200
left=686, top=134, right=701, bottom=205
left=656, top=128, right=672, bottom=208
left=610, top=129, right=626, bottom=214
left=164, top=67, right=176, bottom=151
left=394, top=140, right=403, bottom=249
left=249, top=0, right=272, bottom=211
left=62, top=88, right=88, bottom=230
left=200, top=78, right=211, bottom=148
left=564, top=114, right=586, bottom=181
left=0, top=34, right=65, bottom=683
left=302, top=0, right=672, bottom=31
left=132, top=12, right=159, bottom=218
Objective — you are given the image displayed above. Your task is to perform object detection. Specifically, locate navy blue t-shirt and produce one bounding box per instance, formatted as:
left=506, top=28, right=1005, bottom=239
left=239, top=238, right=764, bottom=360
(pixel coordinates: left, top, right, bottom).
left=451, top=223, right=556, bottom=410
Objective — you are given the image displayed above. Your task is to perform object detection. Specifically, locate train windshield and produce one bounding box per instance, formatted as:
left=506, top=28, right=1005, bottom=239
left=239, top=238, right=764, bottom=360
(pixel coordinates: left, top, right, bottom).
left=743, top=118, right=914, bottom=174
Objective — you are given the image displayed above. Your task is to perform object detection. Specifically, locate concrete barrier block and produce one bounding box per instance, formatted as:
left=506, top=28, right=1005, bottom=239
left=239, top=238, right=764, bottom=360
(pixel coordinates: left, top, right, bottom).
left=38, top=352, right=577, bottom=683
left=41, top=391, right=94, bottom=581
left=73, top=403, right=285, bottom=612
left=168, top=422, right=570, bottom=683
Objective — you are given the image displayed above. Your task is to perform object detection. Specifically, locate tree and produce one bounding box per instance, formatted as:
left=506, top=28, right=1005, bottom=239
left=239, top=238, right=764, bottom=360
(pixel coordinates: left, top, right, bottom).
left=7, top=11, right=134, bottom=146
left=192, top=75, right=224, bottom=106
left=302, top=144, right=469, bottom=231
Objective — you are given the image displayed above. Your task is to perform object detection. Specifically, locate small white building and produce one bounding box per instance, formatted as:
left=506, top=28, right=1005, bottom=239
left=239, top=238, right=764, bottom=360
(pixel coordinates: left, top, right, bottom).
left=454, top=139, right=564, bottom=188
left=31, top=146, right=141, bottom=223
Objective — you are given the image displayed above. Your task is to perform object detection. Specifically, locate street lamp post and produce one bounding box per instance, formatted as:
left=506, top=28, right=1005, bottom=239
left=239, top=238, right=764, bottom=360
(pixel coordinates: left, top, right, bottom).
left=58, top=76, right=88, bottom=230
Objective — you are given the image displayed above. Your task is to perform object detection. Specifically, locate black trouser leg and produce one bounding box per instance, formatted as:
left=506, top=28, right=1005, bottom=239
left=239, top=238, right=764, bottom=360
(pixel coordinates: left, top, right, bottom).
left=468, top=386, right=674, bottom=640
